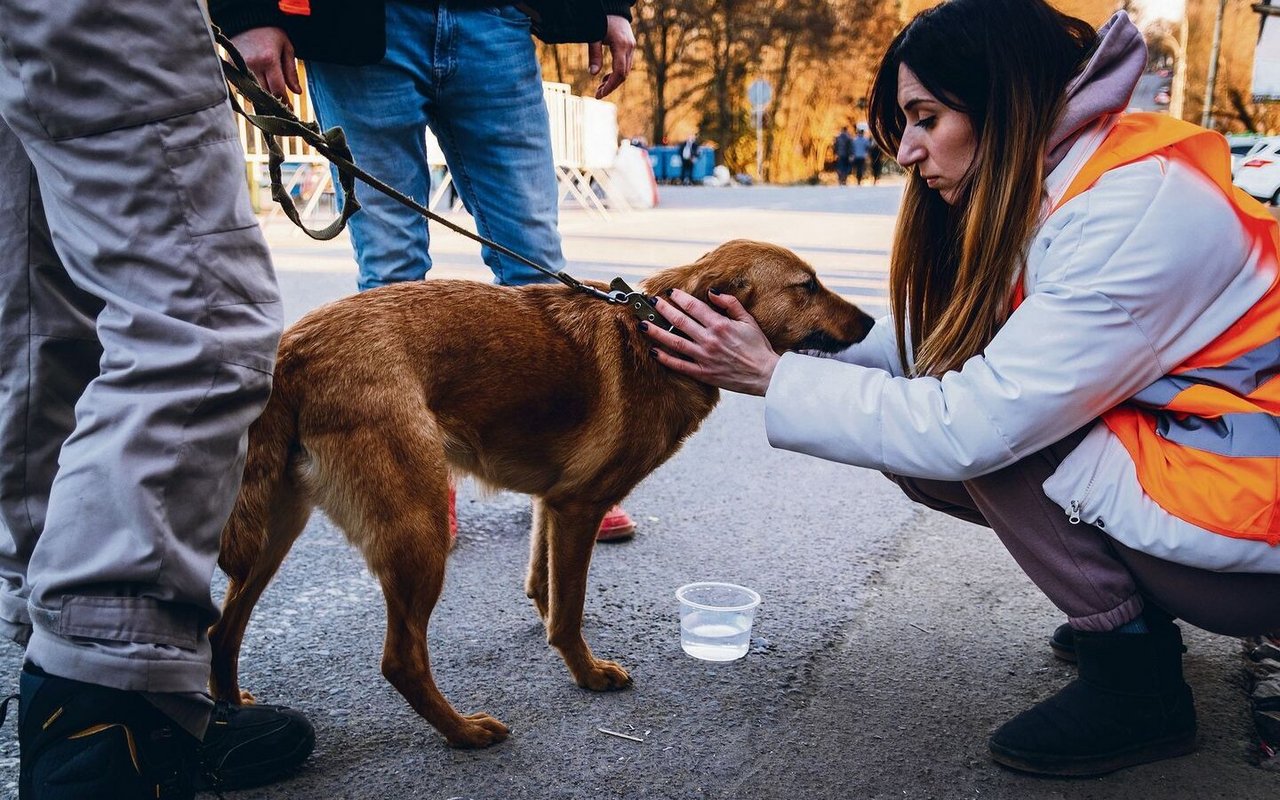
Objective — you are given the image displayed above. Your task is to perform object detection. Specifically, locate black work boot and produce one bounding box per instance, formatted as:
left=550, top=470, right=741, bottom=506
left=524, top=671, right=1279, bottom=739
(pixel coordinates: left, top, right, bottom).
left=194, top=699, right=316, bottom=792
left=17, top=665, right=315, bottom=799
left=18, top=666, right=196, bottom=799
left=989, top=621, right=1197, bottom=777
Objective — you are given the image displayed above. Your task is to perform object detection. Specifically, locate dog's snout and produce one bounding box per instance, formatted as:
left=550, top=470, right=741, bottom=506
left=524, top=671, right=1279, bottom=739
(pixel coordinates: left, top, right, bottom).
left=855, top=309, right=876, bottom=341
left=797, top=302, right=875, bottom=354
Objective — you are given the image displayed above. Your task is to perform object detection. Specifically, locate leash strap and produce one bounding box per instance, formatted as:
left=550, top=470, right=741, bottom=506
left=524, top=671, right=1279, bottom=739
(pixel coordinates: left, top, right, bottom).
left=215, top=28, right=616, bottom=304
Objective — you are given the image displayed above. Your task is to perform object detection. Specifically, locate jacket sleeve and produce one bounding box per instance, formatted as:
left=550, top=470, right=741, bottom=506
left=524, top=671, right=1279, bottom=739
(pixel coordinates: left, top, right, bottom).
left=763, top=156, right=1256, bottom=480
left=208, top=0, right=286, bottom=39
left=600, top=0, right=635, bottom=21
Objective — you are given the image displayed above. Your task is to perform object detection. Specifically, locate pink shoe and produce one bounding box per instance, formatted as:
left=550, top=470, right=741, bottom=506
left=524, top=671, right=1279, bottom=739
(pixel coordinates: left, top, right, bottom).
left=596, top=505, right=636, bottom=542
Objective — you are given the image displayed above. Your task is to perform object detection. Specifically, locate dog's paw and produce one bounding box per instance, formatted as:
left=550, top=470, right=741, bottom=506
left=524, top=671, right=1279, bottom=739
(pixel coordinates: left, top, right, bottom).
left=445, top=712, right=510, bottom=749
left=576, top=659, right=632, bottom=692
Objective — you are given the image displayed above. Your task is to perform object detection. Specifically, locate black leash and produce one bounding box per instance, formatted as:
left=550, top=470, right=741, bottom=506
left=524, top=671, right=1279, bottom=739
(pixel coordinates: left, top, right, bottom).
left=215, top=28, right=674, bottom=330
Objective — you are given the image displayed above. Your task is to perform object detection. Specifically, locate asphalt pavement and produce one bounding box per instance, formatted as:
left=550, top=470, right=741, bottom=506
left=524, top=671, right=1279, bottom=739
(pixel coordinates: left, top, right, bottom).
left=0, top=184, right=1269, bottom=799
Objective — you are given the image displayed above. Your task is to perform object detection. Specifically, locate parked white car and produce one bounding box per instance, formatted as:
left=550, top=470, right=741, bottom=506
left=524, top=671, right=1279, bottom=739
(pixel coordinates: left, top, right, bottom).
left=1227, top=134, right=1263, bottom=175
left=1232, top=136, right=1280, bottom=203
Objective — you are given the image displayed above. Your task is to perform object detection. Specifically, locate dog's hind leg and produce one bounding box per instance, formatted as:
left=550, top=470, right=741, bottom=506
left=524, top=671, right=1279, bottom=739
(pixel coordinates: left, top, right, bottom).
left=312, top=423, right=509, bottom=749
left=542, top=499, right=632, bottom=692
left=524, top=499, right=550, bottom=621
left=210, top=484, right=312, bottom=704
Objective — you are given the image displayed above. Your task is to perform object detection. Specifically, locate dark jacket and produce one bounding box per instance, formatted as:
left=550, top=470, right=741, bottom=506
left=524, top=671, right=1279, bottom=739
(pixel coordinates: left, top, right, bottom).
left=209, top=0, right=635, bottom=66
left=833, top=131, right=854, bottom=160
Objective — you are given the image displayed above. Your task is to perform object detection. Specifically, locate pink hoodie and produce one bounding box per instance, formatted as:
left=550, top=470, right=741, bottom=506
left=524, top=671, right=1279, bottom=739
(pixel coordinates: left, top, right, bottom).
left=1044, top=11, right=1147, bottom=174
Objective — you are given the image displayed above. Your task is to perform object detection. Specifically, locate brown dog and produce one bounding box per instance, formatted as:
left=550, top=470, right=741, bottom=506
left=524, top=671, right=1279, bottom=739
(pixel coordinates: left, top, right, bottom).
left=209, top=239, right=873, bottom=748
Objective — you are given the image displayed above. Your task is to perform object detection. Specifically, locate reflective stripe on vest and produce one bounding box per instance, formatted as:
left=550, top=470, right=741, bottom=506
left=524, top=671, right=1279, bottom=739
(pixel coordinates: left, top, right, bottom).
left=278, top=0, right=311, bottom=15
left=1021, top=113, right=1280, bottom=544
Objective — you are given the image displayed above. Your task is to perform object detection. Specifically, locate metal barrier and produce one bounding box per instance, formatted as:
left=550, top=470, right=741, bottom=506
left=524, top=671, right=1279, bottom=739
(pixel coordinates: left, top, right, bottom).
left=232, top=73, right=627, bottom=223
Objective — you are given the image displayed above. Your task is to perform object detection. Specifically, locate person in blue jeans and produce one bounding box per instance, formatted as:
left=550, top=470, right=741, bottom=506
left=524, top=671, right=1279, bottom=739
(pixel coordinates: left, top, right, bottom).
left=851, top=127, right=872, bottom=185
left=213, top=0, right=640, bottom=541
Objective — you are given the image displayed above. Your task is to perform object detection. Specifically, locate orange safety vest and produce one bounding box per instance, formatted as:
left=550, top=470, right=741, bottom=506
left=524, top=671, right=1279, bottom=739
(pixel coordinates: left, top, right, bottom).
left=1014, top=113, right=1280, bottom=544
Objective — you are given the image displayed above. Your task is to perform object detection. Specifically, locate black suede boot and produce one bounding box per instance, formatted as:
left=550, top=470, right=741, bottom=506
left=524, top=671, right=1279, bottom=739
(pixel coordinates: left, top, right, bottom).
left=1050, top=623, right=1077, bottom=663
left=990, top=620, right=1197, bottom=776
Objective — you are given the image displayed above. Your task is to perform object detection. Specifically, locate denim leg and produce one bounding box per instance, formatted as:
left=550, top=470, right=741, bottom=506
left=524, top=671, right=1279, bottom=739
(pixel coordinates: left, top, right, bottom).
left=429, top=3, right=564, bottom=285
left=306, top=12, right=433, bottom=292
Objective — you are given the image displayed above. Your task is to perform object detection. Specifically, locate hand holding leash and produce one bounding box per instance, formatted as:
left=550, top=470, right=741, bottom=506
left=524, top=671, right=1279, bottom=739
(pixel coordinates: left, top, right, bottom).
left=231, top=27, right=300, bottom=100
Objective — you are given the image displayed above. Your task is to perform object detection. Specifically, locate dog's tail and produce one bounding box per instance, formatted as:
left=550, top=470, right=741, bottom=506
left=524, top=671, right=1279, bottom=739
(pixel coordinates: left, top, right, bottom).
left=219, top=364, right=299, bottom=583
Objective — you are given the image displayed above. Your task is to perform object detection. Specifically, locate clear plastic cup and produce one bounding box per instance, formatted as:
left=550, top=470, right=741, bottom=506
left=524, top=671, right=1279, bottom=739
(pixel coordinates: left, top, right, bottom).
left=675, top=582, right=761, bottom=661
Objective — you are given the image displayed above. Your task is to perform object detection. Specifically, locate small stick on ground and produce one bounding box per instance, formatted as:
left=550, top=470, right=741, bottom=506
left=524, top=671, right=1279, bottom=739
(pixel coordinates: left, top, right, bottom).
left=598, top=727, right=645, bottom=743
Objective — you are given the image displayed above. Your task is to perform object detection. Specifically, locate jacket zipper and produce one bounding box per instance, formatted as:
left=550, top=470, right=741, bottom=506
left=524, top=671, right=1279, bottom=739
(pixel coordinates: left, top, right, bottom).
left=1068, top=475, right=1102, bottom=528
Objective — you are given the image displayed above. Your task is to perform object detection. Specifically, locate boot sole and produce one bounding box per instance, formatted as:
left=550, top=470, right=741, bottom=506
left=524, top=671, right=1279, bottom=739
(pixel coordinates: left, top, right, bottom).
left=196, top=726, right=317, bottom=791
left=989, top=731, right=1196, bottom=777
left=1049, top=640, right=1077, bottom=664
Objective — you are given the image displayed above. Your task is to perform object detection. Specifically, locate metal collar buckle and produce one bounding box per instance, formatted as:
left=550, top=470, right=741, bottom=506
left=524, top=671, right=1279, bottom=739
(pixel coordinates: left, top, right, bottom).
left=607, top=278, right=678, bottom=334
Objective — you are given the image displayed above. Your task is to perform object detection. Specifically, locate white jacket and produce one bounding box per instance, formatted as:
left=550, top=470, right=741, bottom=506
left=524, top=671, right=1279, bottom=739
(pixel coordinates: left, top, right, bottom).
left=763, top=116, right=1280, bottom=573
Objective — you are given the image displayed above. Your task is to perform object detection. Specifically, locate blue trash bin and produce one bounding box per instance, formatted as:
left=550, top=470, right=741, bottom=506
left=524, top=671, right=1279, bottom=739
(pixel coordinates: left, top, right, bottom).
left=666, top=150, right=685, bottom=182
left=692, top=147, right=715, bottom=182
left=648, top=145, right=676, bottom=182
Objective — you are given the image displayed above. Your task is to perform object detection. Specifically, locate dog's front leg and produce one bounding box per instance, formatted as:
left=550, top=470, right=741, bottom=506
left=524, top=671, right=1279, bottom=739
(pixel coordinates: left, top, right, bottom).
left=543, top=500, right=632, bottom=691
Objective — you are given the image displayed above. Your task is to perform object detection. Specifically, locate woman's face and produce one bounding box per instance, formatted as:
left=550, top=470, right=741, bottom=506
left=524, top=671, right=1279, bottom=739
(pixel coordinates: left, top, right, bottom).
left=895, top=64, right=977, bottom=205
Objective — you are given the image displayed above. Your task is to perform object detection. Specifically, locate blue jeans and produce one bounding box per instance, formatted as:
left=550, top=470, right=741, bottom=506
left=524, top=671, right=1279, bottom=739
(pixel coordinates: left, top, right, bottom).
left=307, top=0, right=564, bottom=290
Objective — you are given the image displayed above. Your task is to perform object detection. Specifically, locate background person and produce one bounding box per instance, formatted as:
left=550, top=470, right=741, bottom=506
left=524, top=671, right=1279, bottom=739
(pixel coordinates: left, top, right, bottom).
left=868, top=140, right=884, bottom=184
left=212, top=0, right=641, bottom=542
left=643, top=0, right=1280, bottom=778
left=0, top=0, right=314, bottom=796
left=832, top=126, right=854, bottom=185
left=851, top=125, right=871, bottom=185
left=679, top=131, right=702, bottom=185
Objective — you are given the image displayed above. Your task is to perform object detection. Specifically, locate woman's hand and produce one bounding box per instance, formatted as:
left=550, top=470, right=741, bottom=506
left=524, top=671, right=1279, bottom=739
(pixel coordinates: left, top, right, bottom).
left=642, top=289, right=780, bottom=396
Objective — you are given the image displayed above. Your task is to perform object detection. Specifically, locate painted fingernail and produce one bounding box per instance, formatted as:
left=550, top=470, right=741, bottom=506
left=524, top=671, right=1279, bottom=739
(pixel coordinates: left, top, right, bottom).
left=638, top=321, right=649, bottom=331
left=664, top=288, right=674, bottom=296
left=648, top=348, right=658, bottom=358
left=709, top=286, right=722, bottom=295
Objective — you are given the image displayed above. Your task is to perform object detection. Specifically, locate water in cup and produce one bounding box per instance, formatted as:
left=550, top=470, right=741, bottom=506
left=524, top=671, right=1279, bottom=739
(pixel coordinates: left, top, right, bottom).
left=680, top=609, right=752, bottom=661
left=675, top=582, right=761, bottom=662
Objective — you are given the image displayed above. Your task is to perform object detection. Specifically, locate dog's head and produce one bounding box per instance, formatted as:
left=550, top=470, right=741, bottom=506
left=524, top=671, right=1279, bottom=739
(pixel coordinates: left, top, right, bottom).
left=641, top=240, right=875, bottom=353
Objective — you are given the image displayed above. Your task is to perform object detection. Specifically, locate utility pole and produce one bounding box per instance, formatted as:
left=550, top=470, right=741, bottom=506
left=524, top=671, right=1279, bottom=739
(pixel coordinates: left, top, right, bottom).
left=1167, top=12, right=1189, bottom=119
left=1202, top=0, right=1228, bottom=128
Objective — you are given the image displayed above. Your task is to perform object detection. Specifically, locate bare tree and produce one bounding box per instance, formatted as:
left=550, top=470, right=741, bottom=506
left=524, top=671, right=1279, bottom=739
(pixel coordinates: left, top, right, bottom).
left=634, top=0, right=709, bottom=143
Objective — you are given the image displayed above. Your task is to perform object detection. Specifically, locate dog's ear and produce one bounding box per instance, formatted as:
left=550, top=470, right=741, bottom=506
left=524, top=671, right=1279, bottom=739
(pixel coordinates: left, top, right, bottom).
left=639, top=240, right=761, bottom=304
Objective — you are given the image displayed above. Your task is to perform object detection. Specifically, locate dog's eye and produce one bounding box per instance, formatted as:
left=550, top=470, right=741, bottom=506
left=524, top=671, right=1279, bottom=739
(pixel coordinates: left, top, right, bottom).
left=806, top=276, right=820, bottom=292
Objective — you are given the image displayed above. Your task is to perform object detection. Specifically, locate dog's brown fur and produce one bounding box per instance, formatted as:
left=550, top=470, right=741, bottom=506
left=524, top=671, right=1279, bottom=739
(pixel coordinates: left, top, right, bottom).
left=209, top=239, right=873, bottom=748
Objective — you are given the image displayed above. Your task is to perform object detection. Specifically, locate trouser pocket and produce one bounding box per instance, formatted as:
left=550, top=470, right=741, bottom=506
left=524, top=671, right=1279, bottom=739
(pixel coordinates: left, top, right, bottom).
left=0, top=0, right=227, bottom=139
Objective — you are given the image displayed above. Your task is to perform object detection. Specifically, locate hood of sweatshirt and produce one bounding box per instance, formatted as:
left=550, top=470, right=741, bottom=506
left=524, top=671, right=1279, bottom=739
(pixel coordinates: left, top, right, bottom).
left=1044, top=11, right=1147, bottom=174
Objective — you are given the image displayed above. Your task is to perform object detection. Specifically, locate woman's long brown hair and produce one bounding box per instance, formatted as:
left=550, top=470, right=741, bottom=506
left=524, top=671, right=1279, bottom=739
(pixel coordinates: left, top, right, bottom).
left=867, top=0, right=1097, bottom=377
